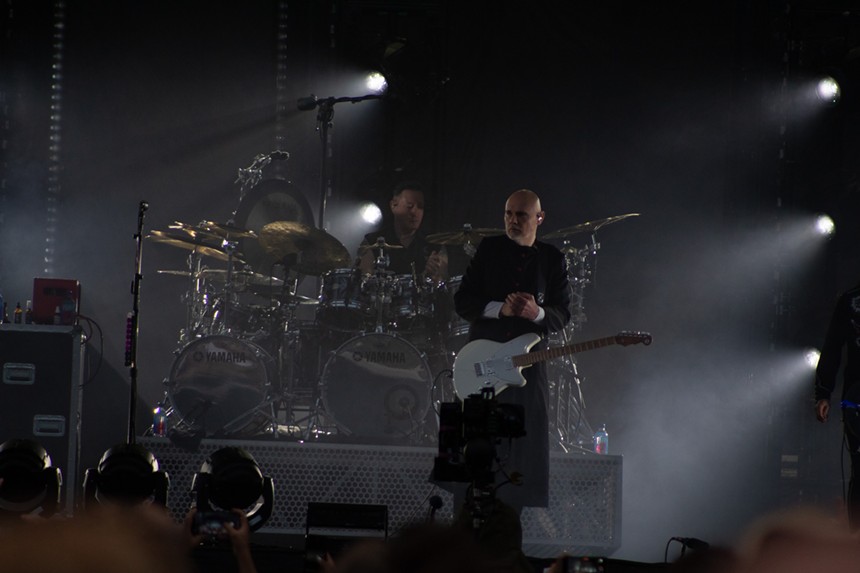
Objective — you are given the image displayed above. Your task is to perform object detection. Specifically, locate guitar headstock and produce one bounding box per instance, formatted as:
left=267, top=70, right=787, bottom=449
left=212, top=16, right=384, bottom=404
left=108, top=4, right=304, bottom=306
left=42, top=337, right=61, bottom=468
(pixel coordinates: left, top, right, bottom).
left=615, top=331, right=652, bottom=346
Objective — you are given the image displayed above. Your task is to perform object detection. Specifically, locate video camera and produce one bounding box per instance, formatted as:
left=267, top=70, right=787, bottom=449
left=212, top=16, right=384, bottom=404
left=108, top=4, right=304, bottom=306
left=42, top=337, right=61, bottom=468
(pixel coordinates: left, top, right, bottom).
left=432, top=388, right=525, bottom=486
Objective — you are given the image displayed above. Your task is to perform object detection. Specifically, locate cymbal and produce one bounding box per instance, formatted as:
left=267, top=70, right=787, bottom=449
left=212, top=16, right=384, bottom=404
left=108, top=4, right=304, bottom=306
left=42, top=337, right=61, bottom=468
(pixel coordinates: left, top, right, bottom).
left=542, top=213, right=640, bottom=239
left=259, top=221, right=351, bottom=276
left=199, top=220, right=258, bottom=239
left=156, top=269, right=192, bottom=277
left=426, top=226, right=504, bottom=245
left=358, top=238, right=405, bottom=253
left=198, top=269, right=285, bottom=288
left=146, top=230, right=245, bottom=263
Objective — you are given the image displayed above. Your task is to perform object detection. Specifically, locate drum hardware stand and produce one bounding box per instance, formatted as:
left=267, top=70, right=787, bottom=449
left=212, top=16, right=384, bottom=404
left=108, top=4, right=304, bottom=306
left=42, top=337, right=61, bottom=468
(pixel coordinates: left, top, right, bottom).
left=233, top=150, right=291, bottom=205
left=547, top=234, right=601, bottom=453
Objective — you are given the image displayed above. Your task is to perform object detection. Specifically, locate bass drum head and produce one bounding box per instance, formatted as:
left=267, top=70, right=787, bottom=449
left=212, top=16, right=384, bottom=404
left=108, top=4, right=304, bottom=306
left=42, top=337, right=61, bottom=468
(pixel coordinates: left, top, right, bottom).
left=321, top=333, right=432, bottom=440
left=232, top=178, right=315, bottom=276
left=167, top=336, right=274, bottom=437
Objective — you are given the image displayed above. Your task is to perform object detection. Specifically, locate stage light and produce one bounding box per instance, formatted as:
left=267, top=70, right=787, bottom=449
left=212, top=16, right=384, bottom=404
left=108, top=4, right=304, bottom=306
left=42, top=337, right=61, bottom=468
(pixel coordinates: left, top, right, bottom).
left=815, top=214, right=835, bottom=237
left=191, top=446, right=274, bottom=531
left=0, top=439, right=62, bottom=518
left=82, top=443, right=169, bottom=507
left=816, top=76, right=840, bottom=104
left=366, top=72, right=388, bottom=94
left=360, top=202, right=383, bottom=225
left=804, top=348, right=821, bottom=369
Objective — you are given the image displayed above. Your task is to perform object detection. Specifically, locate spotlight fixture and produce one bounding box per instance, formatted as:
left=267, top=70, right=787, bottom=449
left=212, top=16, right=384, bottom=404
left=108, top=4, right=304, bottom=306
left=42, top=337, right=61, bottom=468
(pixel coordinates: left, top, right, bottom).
left=804, top=348, right=821, bottom=370
left=191, top=447, right=274, bottom=532
left=815, top=214, right=835, bottom=237
left=816, top=76, right=840, bottom=104
left=0, top=439, right=62, bottom=518
left=359, top=202, right=383, bottom=225
left=82, top=443, right=169, bottom=507
left=366, top=71, right=388, bottom=94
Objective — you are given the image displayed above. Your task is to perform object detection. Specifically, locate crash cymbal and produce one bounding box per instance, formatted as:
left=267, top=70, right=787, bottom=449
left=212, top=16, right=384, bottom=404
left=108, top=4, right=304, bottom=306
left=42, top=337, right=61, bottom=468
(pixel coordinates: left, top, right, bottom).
left=146, top=230, right=245, bottom=263
left=542, top=213, right=640, bottom=239
left=426, top=225, right=504, bottom=245
left=259, top=221, right=351, bottom=276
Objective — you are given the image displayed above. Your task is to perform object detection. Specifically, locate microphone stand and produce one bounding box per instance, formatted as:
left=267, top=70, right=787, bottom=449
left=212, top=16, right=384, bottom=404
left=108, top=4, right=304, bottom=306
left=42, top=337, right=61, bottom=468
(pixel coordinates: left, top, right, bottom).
left=124, top=200, right=148, bottom=445
left=306, top=94, right=383, bottom=230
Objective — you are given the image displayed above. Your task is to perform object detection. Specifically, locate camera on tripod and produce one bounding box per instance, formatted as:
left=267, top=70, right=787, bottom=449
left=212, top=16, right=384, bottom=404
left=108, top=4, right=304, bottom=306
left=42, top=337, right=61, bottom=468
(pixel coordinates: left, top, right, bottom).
left=432, top=388, right=526, bottom=487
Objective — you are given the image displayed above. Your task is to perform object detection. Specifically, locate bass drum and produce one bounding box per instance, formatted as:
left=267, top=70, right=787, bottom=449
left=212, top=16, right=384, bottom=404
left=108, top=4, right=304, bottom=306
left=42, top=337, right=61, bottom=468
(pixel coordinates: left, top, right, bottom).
left=167, top=336, right=275, bottom=437
left=320, top=333, right=432, bottom=440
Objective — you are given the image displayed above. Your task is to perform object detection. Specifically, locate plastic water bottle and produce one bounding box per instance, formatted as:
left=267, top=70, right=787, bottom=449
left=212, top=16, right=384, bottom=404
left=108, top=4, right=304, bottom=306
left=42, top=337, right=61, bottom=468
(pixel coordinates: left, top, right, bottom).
left=593, top=424, right=609, bottom=455
left=152, top=405, right=168, bottom=437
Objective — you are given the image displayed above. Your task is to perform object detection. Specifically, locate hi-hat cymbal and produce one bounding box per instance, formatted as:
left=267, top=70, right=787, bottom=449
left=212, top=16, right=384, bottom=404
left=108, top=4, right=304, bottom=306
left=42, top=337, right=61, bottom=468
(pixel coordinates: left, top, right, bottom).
left=542, top=213, right=640, bottom=239
left=146, top=230, right=245, bottom=263
left=358, top=238, right=405, bottom=253
left=259, top=221, right=351, bottom=276
left=426, top=225, right=504, bottom=245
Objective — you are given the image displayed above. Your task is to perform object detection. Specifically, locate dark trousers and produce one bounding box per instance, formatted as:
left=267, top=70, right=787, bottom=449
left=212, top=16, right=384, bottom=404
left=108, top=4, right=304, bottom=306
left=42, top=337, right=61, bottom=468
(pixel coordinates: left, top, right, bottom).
left=846, top=425, right=860, bottom=529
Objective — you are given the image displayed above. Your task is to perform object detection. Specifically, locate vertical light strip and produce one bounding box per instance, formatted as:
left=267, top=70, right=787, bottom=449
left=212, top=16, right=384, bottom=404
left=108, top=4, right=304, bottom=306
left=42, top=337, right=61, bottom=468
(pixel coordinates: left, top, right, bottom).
left=0, top=2, right=13, bottom=264
left=274, top=1, right=289, bottom=179
left=44, top=0, right=65, bottom=275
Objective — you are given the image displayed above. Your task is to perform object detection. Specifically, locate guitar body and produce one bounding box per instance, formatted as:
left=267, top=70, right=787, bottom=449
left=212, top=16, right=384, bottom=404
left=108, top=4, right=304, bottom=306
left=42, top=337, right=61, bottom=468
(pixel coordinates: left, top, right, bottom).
left=452, top=333, right=542, bottom=398
left=451, top=330, right=652, bottom=399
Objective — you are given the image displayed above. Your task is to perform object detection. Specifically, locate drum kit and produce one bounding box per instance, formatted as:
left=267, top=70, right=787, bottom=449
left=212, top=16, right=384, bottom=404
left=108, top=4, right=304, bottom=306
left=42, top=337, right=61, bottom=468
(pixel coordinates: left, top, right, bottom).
left=146, top=181, right=638, bottom=450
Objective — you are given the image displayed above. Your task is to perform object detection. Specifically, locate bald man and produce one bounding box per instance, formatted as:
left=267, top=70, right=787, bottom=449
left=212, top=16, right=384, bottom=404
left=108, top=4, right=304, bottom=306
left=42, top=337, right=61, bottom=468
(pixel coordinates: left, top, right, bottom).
left=453, top=189, right=571, bottom=512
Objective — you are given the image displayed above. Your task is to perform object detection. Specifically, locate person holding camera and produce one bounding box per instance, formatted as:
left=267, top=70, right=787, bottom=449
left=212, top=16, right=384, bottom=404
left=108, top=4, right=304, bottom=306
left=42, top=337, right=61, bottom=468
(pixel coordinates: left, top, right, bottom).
left=453, top=188, right=571, bottom=512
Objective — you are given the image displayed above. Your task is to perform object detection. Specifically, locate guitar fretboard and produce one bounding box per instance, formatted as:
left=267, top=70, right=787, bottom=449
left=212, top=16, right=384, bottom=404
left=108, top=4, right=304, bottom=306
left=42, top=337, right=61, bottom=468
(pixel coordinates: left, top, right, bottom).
left=511, top=336, right=618, bottom=367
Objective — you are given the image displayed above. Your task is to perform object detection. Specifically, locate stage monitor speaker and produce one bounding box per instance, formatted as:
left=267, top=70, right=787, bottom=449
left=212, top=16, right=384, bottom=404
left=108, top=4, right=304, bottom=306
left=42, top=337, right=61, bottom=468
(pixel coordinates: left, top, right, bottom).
left=305, top=502, right=388, bottom=565
left=0, top=324, right=85, bottom=515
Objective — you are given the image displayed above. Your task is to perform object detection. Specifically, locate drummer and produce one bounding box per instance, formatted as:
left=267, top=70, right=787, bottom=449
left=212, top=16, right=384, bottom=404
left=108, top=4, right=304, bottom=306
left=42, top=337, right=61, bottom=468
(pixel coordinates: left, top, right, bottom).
left=357, top=182, right=448, bottom=282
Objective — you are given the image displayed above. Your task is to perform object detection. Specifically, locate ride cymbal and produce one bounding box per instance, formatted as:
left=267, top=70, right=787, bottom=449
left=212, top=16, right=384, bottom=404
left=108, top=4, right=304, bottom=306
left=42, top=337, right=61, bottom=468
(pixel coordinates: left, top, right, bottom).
left=542, top=213, right=640, bottom=239
left=426, top=225, right=504, bottom=245
left=259, top=221, right=351, bottom=276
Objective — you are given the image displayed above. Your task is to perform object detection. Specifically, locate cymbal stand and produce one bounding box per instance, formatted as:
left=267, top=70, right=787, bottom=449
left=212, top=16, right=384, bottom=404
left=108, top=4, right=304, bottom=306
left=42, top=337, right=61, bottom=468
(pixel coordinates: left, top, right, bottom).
left=563, top=233, right=599, bottom=333
left=371, top=238, right=392, bottom=333
left=548, top=233, right=600, bottom=452
left=216, top=238, right=240, bottom=334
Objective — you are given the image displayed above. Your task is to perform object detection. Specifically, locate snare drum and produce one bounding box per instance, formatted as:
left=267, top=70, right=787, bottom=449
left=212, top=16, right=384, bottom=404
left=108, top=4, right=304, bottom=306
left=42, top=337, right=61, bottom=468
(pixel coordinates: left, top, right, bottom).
left=389, top=275, right=433, bottom=331
left=320, top=333, right=432, bottom=439
left=317, top=268, right=366, bottom=331
left=166, top=336, right=275, bottom=437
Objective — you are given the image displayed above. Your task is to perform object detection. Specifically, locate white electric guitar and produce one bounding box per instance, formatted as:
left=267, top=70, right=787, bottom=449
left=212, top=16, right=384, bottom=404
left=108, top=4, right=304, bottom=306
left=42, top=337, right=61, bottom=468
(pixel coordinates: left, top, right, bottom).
left=452, top=331, right=652, bottom=398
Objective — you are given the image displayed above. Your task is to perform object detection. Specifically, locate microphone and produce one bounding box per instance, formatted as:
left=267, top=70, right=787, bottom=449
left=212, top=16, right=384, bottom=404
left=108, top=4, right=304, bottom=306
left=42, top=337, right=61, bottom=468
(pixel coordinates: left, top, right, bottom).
left=428, top=495, right=443, bottom=523
left=270, top=150, right=290, bottom=160
left=672, top=537, right=710, bottom=551
left=297, top=95, right=318, bottom=111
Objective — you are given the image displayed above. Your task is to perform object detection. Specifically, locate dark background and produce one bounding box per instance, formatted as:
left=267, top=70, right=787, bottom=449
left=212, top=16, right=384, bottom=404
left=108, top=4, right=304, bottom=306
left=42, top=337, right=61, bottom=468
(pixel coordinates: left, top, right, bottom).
left=3, top=0, right=860, bottom=561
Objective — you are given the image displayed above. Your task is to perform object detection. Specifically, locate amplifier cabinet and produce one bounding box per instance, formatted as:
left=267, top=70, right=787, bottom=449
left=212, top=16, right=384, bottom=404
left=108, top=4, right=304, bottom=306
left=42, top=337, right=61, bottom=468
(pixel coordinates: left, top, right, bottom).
left=0, top=324, right=85, bottom=515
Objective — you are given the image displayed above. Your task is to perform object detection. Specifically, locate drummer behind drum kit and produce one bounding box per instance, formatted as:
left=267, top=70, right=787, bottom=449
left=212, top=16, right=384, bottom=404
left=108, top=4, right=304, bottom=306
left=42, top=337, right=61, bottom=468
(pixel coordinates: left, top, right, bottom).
left=147, top=199, right=639, bottom=451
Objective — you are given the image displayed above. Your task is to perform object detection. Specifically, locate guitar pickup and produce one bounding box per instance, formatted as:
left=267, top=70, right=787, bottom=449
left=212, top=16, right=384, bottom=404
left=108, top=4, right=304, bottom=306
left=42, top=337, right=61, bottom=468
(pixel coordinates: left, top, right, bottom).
left=473, top=362, right=488, bottom=377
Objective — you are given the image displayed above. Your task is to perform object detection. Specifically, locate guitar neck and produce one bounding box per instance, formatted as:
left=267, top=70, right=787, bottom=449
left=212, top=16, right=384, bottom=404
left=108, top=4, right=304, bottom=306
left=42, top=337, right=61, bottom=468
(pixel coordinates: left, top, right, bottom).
left=512, top=336, right=619, bottom=367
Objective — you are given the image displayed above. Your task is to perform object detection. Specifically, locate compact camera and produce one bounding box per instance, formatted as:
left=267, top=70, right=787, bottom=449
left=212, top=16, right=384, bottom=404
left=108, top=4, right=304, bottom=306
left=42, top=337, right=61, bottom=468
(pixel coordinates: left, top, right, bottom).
left=562, top=556, right=604, bottom=573
left=191, top=510, right=241, bottom=536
